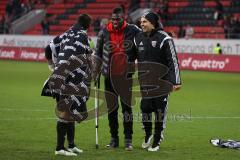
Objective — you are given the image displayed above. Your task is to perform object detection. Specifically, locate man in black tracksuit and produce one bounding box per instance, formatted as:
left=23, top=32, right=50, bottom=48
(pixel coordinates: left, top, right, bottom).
left=94, top=7, right=140, bottom=150
left=134, top=12, right=181, bottom=152
left=43, top=14, right=92, bottom=156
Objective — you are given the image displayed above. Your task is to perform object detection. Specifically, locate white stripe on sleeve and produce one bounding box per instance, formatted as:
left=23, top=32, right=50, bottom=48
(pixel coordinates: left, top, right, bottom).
left=168, top=40, right=181, bottom=84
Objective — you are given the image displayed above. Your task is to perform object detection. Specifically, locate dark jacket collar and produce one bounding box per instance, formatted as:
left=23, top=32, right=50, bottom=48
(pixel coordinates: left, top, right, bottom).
left=72, top=23, right=85, bottom=31
left=143, top=27, right=163, bottom=37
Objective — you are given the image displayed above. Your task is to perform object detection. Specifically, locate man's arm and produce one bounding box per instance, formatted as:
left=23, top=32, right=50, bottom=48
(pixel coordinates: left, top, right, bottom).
left=91, top=30, right=104, bottom=80
left=49, top=35, right=63, bottom=64
left=45, top=44, right=54, bottom=71
left=45, top=35, right=63, bottom=71
left=45, top=44, right=52, bottom=61
left=131, top=25, right=141, bottom=62
left=95, top=30, right=104, bottom=59
left=128, top=24, right=141, bottom=62
left=162, top=38, right=181, bottom=91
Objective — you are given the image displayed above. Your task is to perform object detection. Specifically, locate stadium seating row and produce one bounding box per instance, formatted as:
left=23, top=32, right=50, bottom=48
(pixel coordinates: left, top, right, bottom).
left=1, top=0, right=239, bottom=39
left=24, top=0, right=128, bottom=36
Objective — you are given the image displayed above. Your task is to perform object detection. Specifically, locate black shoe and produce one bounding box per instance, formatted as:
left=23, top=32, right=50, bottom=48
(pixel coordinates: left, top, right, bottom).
left=125, top=139, right=133, bottom=151
left=106, top=137, right=119, bottom=148
left=152, top=142, right=160, bottom=148
left=148, top=138, right=160, bottom=151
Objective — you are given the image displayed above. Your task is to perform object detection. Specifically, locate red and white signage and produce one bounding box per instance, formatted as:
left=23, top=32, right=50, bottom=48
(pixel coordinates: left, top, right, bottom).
left=174, top=39, right=240, bottom=55
left=0, top=46, right=46, bottom=62
left=1, top=46, right=240, bottom=73
left=0, top=35, right=54, bottom=48
left=0, top=35, right=239, bottom=55
left=178, top=53, right=240, bottom=72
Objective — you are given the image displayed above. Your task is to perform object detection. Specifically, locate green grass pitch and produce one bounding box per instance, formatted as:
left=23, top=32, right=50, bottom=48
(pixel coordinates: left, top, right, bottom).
left=0, top=60, right=240, bottom=160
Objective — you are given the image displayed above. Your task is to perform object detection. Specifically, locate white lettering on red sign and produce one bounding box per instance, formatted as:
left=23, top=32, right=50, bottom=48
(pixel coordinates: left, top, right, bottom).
left=181, top=57, right=230, bottom=70
left=20, top=50, right=38, bottom=59
left=0, top=49, right=15, bottom=58
left=38, top=52, right=45, bottom=60
left=181, top=57, right=192, bottom=67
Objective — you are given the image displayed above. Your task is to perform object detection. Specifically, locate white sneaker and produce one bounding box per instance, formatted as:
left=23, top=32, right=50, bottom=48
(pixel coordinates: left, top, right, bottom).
left=142, top=135, right=153, bottom=149
left=67, top=147, right=83, bottom=154
left=55, top=149, right=77, bottom=156
left=148, top=145, right=160, bottom=152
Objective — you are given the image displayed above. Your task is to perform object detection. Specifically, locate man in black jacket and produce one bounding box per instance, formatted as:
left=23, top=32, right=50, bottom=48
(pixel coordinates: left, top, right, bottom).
left=93, top=7, right=140, bottom=150
left=134, top=12, right=181, bottom=152
left=42, top=14, right=92, bottom=156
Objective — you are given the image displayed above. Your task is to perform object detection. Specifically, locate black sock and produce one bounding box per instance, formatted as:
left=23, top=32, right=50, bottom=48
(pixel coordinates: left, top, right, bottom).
left=67, top=122, right=75, bottom=148
left=56, top=121, right=67, bottom=151
left=152, top=134, right=161, bottom=147
left=145, top=134, right=152, bottom=142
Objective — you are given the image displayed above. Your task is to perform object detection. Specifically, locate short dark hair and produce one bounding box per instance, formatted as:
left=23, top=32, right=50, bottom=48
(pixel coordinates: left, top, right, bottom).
left=77, top=14, right=92, bottom=30
left=45, top=44, right=52, bottom=60
left=112, top=7, right=123, bottom=14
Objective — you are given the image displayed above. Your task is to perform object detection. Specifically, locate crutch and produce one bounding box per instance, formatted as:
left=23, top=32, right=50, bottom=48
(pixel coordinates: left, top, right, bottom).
left=94, top=76, right=100, bottom=149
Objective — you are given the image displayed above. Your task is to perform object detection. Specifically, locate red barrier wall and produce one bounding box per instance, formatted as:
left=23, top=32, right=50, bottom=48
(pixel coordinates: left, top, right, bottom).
left=1, top=46, right=240, bottom=72
left=0, top=46, right=46, bottom=62
left=178, top=53, right=240, bottom=73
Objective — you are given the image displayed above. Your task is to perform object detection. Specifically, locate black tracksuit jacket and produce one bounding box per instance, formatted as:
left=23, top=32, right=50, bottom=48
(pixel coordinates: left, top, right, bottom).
left=134, top=28, right=181, bottom=86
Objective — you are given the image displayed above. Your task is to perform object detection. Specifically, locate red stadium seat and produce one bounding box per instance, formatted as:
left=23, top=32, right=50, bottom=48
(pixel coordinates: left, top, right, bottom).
left=49, top=4, right=75, bottom=9
left=164, top=26, right=180, bottom=33
left=234, top=13, right=240, bottom=19
left=168, top=7, right=180, bottom=14
left=72, top=0, right=84, bottom=3
left=23, top=0, right=235, bottom=38
left=96, top=0, right=126, bottom=3
left=46, top=9, right=66, bottom=15
left=204, top=1, right=231, bottom=7
left=168, top=1, right=189, bottom=7
left=194, top=26, right=224, bottom=33
left=77, top=9, right=113, bottom=15
left=59, top=20, right=75, bottom=25
left=192, top=33, right=225, bottom=39
left=50, top=25, right=70, bottom=31
left=87, top=3, right=119, bottom=9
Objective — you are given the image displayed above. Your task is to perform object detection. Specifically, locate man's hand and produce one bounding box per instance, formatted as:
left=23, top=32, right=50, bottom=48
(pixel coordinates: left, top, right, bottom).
left=90, top=55, right=102, bottom=81
left=47, top=60, right=55, bottom=72
left=172, top=85, right=181, bottom=91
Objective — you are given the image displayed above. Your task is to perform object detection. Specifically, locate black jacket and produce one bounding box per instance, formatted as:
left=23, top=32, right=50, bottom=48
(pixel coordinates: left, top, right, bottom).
left=45, top=23, right=92, bottom=63
left=43, top=23, right=92, bottom=100
left=95, top=22, right=140, bottom=76
left=134, top=28, right=181, bottom=85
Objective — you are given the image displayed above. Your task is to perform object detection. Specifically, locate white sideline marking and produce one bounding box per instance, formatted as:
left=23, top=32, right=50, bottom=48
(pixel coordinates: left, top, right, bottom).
left=0, top=116, right=240, bottom=121
left=0, top=117, right=56, bottom=121
left=190, top=116, right=240, bottom=119
left=0, top=108, right=49, bottom=112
